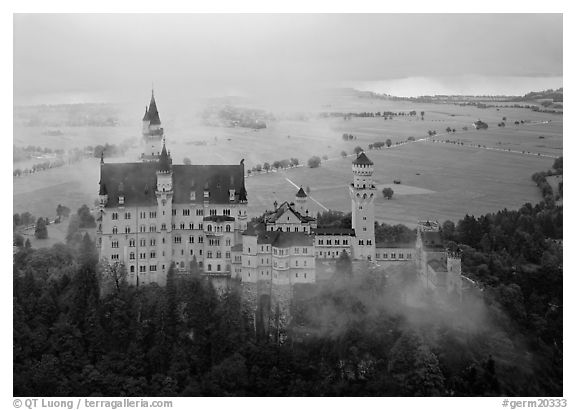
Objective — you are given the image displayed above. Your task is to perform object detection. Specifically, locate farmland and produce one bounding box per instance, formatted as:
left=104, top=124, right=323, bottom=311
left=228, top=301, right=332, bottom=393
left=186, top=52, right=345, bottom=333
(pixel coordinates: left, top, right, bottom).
left=13, top=93, right=562, bottom=235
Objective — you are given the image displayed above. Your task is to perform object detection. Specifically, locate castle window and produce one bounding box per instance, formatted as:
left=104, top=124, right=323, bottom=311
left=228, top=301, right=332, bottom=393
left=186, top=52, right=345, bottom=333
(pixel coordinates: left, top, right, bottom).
left=140, top=226, right=146, bottom=233
left=190, top=249, right=194, bottom=255
left=180, top=223, right=185, bottom=230
left=208, top=264, right=212, bottom=271
left=363, top=216, right=366, bottom=220
left=391, top=253, right=396, bottom=259
left=204, top=190, right=210, bottom=199
left=304, top=260, right=307, bottom=266
left=216, top=251, right=221, bottom=258
left=207, top=225, right=212, bottom=232
left=150, top=239, right=156, bottom=246
left=140, top=252, right=146, bottom=259
left=399, top=253, right=404, bottom=259
left=140, top=239, right=146, bottom=246
left=112, top=213, right=118, bottom=220
left=198, top=237, right=203, bottom=244
left=359, top=240, right=364, bottom=245
left=125, top=212, right=131, bottom=219
left=335, top=240, right=340, bottom=245
left=140, top=211, right=146, bottom=219
left=189, top=223, right=194, bottom=230
left=150, top=265, right=157, bottom=272
left=294, top=248, right=299, bottom=254
left=343, top=239, right=348, bottom=245
left=303, top=248, right=308, bottom=254
left=367, top=240, right=372, bottom=245
left=318, top=239, right=323, bottom=245
left=161, top=223, right=166, bottom=230
left=174, top=236, right=182, bottom=244
left=295, top=260, right=298, bottom=266
left=189, top=236, right=194, bottom=244
left=183, top=209, right=190, bottom=216
left=125, top=227, right=131, bottom=234
left=207, top=251, right=213, bottom=258
left=286, top=227, right=290, bottom=232
left=226, top=224, right=231, bottom=232
left=139, top=266, right=146, bottom=273
left=119, top=196, right=124, bottom=205
left=129, top=239, right=135, bottom=247
left=363, top=227, right=367, bottom=231
left=304, top=273, right=307, bottom=278
left=112, top=226, right=118, bottom=234
left=130, top=266, right=135, bottom=273
left=226, top=252, right=231, bottom=259
left=150, top=251, right=156, bottom=259
left=226, top=239, right=231, bottom=246
left=150, top=225, right=156, bottom=232
left=111, top=254, right=119, bottom=260
left=295, top=227, right=298, bottom=232
left=172, top=224, right=175, bottom=230
left=407, top=253, right=412, bottom=259
left=199, top=249, right=203, bottom=255
left=210, top=209, right=217, bottom=216
left=149, top=211, right=156, bottom=218
left=172, top=209, right=177, bottom=216
left=327, top=240, right=332, bottom=245
left=196, top=209, right=204, bottom=216
left=190, top=192, right=196, bottom=201
left=112, top=241, right=119, bottom=248
left=303, top=227, right=307, bottom=232
left=296, top=272, right=299, bottom=277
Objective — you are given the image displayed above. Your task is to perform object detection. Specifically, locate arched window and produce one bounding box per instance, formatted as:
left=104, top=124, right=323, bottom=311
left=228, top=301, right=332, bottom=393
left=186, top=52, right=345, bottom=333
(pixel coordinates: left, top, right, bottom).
left=130, top=266, right=135, bottom=273
left=217, top=264, right=221, bottom=271
left=226, top=224, right=231, bottom=232
left=207, top=224, right=212, bottom=232
left=208, top=264, right=212, bottom=271
left=112, top=226, right=118, bottom=234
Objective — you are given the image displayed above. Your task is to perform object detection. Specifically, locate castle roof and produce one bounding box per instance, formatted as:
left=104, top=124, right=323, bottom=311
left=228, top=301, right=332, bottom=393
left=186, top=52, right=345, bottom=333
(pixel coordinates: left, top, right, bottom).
left=264, top=201, right=315, bottom=224
left=158, top=143, right=172, bottom=172
left=296, top=187, right=307, bottom=198
left=99, top=162, right=246, bottom=207
left=313, top=227, right=355, bottom=236
left=428, top=256, right=447, bottom=272
left=256, top=231, right=314, bottom=247
left=147, top=91, right=161, bottom=125
left=353, top=152, right=373, bottom=166
left=143, top=106, right=149, bottom=121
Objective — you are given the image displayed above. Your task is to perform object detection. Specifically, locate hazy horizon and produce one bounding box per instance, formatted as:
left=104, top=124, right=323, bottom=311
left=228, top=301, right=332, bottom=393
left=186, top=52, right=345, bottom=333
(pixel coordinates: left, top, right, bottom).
left=14, top=14, right=562, bottom=106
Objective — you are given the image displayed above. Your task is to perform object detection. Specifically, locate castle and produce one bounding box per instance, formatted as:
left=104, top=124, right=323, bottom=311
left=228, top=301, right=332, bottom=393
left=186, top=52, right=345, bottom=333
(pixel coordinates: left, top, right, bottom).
left=96, top=91, right=462, bottom=330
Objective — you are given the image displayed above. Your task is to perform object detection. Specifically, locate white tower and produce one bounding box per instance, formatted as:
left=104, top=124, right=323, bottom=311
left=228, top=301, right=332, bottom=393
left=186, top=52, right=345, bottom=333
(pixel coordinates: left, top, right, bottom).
left=154, top=143, right=173, bottom=286
left=349, top=152, right=376, bottom=261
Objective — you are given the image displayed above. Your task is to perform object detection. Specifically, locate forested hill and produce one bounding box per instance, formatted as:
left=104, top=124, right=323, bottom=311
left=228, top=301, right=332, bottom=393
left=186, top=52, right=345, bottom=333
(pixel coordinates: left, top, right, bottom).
left=14, top=158, right=562, bottom=396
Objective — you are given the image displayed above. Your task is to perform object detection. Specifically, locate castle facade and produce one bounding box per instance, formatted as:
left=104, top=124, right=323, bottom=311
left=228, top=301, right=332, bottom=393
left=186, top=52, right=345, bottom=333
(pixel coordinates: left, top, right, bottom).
left=97, top=91, right=463, bottom=323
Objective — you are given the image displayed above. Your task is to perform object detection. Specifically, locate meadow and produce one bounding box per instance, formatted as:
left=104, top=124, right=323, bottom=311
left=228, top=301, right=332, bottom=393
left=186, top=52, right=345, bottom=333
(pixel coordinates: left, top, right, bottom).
left=13, top=94, right=561, bottom=236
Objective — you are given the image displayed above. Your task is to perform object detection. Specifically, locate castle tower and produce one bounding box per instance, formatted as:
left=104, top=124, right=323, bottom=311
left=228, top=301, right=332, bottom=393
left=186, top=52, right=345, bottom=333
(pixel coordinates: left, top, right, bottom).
left=154, top=142, right=173, bottom=286
left=295, top=186, right=309, bottom=216
left=349, top=152, right=376, bottom=261
left=446, top=248, right=463, bottom=300
left=142, top=90, right=164, bottom=161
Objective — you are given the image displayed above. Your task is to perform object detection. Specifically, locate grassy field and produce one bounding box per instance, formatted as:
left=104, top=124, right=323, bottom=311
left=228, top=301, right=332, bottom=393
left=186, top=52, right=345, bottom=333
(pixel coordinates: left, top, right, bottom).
left=13, top=94, right=561, bottom=233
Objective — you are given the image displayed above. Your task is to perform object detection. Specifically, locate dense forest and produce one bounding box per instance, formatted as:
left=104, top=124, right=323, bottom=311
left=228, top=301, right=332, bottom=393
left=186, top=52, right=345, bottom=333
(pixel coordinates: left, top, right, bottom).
left=13, top=162, right=562, bottom=397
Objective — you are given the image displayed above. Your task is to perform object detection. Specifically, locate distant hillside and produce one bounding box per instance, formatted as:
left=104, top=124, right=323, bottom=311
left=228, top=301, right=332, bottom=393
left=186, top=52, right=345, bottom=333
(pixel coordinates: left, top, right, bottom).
left=515, top=88, right=563, bottom=102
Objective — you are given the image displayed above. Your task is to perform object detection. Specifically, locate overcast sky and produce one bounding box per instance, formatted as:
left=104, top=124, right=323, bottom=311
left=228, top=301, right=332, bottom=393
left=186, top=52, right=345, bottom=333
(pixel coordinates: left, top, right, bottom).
left=14, top=14, right=562, bottom=105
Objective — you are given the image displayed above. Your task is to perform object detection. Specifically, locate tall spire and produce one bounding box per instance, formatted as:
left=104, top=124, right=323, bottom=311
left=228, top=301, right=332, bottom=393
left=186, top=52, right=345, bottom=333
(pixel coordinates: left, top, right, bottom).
left=142, top=105, right=149, bottom=121
left=158, top=140, right=172, bottom=172
left=148, top=89, right=161, bottom=125
left=100, top=150, right=104, bottom=164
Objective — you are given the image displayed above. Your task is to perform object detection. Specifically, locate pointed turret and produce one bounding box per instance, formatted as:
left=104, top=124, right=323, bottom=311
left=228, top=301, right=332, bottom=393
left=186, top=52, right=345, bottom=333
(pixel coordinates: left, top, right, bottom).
left=148, top=90, right=161, bottom=125
left=158, top=142, right=172, bottom=173
left=352, top=152, right=374, bottom=166
left=142, top=106, right=149, bottom=121
left=296, top=186, right=307, bottom=198
left=99, top=181, right=107, bottom=196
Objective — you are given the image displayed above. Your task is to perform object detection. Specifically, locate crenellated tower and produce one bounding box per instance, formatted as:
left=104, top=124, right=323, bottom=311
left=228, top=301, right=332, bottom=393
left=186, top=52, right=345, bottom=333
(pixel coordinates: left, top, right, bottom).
left=142, top=90, right=164, bottom=161
left=349, top=152, right=376, bottom=261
